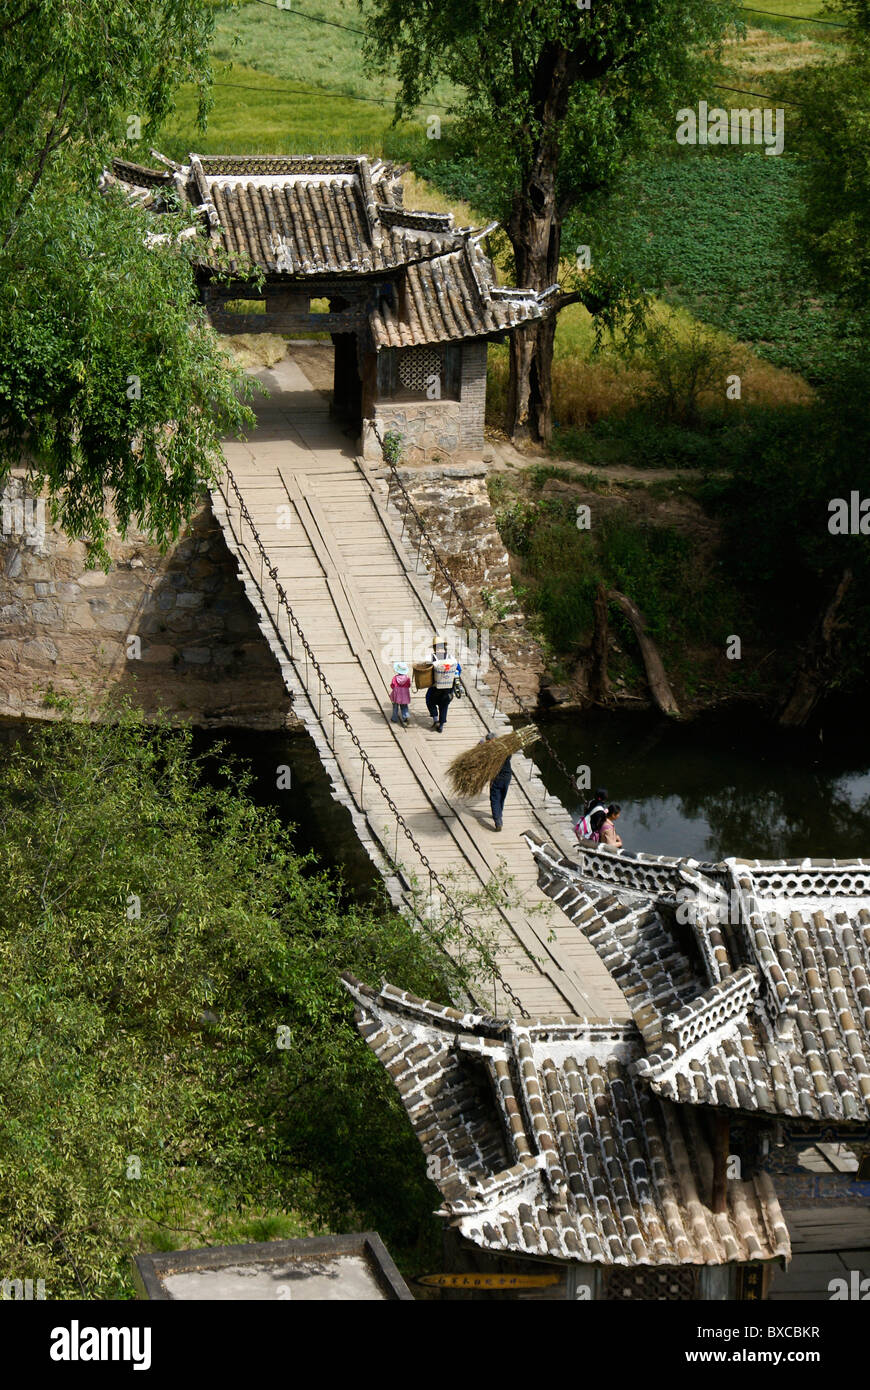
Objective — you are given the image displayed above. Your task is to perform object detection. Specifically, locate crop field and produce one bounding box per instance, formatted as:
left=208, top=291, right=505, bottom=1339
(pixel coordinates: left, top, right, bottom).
left=155, top=0, right=449, bottom=159
left=568, top=152, right=841, bottom=380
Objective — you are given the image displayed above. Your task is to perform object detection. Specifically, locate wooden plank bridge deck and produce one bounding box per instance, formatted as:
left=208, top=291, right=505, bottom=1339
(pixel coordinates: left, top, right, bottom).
left=212, top=360, right=627, bottom=1022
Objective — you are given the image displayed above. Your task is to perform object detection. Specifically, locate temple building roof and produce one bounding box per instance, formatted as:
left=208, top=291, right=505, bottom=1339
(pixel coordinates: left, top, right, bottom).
left=369, top=242, right=549, bottom=348
left=528, top=837, right=870, bottom=1125
left=342, top=975, right=790, bottom=1268
left=102, top=152, right=554, bottom=347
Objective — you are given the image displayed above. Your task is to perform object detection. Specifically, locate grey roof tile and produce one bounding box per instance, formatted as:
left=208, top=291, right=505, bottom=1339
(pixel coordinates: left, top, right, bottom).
left=342, top=975, right=789, bottom=1267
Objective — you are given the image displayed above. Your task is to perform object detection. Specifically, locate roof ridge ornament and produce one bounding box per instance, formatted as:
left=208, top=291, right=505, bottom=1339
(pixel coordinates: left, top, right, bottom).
left=357, top=156, right=383, bottom=249
left=469, top=221, right=499, bottom=244
left=148, top=148, right=186, bottom=172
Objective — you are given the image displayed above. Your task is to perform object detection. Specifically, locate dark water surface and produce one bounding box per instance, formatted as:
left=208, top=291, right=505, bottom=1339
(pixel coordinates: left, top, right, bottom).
left=6, top=705, right=870, bottom=874
left=531, top=707, right=870, bottom=863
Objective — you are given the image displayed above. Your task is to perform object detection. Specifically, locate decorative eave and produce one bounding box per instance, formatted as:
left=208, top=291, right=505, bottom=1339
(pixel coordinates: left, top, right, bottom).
left=101, top=152, right=554, bottom=348
left=342, top=973, right=790, bottom=1267
left=526, top=836, right=870, bottom=1124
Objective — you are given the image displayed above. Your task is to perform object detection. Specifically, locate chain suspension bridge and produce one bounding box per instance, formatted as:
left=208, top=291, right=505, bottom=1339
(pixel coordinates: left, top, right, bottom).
left=211, top=360, right=628, bottom=1022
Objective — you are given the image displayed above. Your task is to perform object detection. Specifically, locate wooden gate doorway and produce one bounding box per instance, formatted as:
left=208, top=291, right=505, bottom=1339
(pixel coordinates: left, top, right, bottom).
left=330, top=329, right=362, bottom=430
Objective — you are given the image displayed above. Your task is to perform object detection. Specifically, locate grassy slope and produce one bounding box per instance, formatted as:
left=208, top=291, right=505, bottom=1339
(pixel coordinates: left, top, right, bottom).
left=154, top=0, right=446, bottom=158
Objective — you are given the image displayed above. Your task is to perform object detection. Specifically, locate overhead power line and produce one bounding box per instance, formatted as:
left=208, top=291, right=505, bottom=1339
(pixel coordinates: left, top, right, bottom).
left=249, top=0, right=367, bottom=35
left=713, top=82, right=804, bottom=106
left=740, top=5, right=847, bottom=26
left=249, top=0, right=850, bottom=34
left=214, top=74, right=799, bottom=115
left=230, top=3, right=821, bottom=116
left=213, top=78, right=449, bottom=110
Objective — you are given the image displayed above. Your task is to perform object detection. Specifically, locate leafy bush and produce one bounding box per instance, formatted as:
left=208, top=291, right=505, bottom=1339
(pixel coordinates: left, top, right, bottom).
left=0, top=707, right=460, bottom=1297
left=620, top=318, right=743, bottom=426
left=494, top=486, right=734, bottom=660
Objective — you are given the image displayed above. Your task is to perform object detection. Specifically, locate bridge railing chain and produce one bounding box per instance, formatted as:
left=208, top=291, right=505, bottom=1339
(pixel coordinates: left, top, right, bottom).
left=219, top=464, right=530, bottom=1021
left=370, top=425, right=576, bottom=794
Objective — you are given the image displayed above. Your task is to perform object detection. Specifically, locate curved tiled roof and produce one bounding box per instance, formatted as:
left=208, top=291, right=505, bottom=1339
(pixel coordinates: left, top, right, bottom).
left=343, top=975, right=790, bottom=1267
left=105, top=152, right=553, bottom=343
left=527, top=836, right=870, bottom=1123
left=369, top=244, right=549, bottom=348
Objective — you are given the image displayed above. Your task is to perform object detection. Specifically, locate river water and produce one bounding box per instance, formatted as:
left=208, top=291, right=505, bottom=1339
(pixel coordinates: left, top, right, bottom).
left=532, top=707, right=870, bottom=863
left=6, top=705, right=870, bottom=876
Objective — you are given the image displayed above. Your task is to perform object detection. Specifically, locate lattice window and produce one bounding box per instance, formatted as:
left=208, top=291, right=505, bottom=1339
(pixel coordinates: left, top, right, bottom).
left=398, top=345, right=444, bottom=394
left=603, top=1267, right=699, bottom=1301
left=378, top=345, right=461, bottom=401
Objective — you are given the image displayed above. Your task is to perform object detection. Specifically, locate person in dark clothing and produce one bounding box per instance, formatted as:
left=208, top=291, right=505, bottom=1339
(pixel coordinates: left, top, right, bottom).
left=485, top=731, right=512, bottom=831
left=425, top=635, right=461, bottom=732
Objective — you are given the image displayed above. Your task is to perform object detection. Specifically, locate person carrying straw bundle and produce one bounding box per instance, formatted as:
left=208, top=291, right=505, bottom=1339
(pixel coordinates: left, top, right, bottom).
left=447, top=726, right=541, bottom=826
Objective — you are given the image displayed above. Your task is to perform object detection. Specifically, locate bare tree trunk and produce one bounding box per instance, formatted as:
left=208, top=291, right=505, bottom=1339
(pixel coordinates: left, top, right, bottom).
left=500, top=39, right=617, bottom=444
left=780, top=569, right=852, bottom=728
left=505, top=125, right=562, bottom=445
left=608, top=589, right=680, bottom=718
left=589, top=581, right=613, bottom=705
left=506, top=314, right=558, bottom=445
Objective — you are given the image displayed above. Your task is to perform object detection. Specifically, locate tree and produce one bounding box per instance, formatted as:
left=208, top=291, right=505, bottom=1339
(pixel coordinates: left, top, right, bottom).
left=363, top=0, right=736, bottom=444
left=0, top=1, right=215, bottom=252
left=0, top=1, right=253, bottom=562
left=794, top=1, right=870, bottom=325
left=0, top=191, right=253, bottom=561
left=0, top=703, right=459, bottom=1296
left=623, top=316, right=744, bottom=427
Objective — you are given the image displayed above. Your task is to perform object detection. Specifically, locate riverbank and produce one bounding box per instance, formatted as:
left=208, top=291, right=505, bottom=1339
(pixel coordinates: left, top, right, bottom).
left=483, top=455, right=790, bottom=720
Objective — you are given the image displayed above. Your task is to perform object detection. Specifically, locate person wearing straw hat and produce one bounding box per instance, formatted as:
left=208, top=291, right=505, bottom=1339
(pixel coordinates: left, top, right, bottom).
left=425, top=632, right=461, bottom=733
left=389, top=661, right=412, bottom=728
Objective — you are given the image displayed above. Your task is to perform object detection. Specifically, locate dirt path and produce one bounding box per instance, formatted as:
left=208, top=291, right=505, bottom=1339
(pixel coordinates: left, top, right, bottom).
left=485, top=434, right=722, bottom=483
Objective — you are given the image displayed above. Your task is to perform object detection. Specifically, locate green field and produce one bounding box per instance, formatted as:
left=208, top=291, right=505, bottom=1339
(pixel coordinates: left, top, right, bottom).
left=154, top=61, right=430, bottom=160
left=568, top=152, right=843, bottom=380
left=153, top=0, right=450, bottom=159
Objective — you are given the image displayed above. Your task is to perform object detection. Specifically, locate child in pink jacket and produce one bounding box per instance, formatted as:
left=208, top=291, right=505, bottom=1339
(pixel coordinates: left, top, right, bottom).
left=390, top=662, right=411, bottom=727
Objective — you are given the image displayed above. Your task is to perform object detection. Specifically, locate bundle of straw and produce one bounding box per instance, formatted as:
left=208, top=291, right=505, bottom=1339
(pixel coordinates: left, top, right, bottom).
left=447, top=725, right=541, bottom=799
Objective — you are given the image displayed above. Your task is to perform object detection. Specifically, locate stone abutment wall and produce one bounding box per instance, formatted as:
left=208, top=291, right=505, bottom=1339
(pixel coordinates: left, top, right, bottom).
left=0, top=461, right=542, bottom=725
left=0, top=478, right=294, bottom=728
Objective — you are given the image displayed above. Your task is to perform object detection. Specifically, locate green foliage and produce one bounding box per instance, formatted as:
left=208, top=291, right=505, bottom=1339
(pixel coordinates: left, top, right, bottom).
left=364, top=0, right=736, bottom=215
left=381, top=430, right=404, bottom=466
left=0, top=0, right=216, bottom=249
left=792, top=10, right=870, bottom=324
left=364, top=0, right=738, bottom=436
left=553, top=415, right=725, bottom=470
left=410, top=148, right=499, bottom=219
left=0, top=0, right=256, bottom=560
left=619, top=318, right=741, bottom=426
left=526, top=463, right=574, bottom=491
left=494, top=487, right=733, bottom=660
left=694, top=358, right=870, bottom=690
left=0, top=707, right=457, bottom=1297
left=568, top=152, right=848, bottom=380
left=0, top=190, right=254, bottom=564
